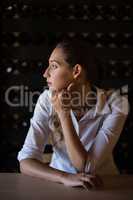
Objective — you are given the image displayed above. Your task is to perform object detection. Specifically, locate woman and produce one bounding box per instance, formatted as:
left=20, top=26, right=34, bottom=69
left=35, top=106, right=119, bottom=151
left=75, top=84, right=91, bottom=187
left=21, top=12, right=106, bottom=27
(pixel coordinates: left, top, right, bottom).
left=18, top=38, right=128, bottom=188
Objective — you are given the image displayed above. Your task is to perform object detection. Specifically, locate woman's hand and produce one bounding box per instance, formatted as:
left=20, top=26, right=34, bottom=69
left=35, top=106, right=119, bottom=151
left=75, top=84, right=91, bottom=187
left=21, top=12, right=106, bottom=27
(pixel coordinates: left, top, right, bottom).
left=51, top=89, right=71, bottom=116
left=61, top=172, right=103, bottom=189
left=51, top=82, right=75, bottom=116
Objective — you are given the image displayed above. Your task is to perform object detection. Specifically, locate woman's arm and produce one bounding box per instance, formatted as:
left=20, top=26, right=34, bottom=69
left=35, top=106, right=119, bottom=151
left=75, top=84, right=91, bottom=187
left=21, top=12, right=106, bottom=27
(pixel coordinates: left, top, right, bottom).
left=84, top=111, right=128, bottom=173
left=58, top=112, right=88, bottom=172
left=20, top=158, right=101, bottom=188
left=51, top=89, right=89, bottom=172
left=20, top=158, right=65, bottom=183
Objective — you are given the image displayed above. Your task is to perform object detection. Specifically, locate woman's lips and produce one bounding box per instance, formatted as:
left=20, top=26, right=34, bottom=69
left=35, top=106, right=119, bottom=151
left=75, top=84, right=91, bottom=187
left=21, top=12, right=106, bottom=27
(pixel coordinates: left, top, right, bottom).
left=47, top=82, right=52, bottom=86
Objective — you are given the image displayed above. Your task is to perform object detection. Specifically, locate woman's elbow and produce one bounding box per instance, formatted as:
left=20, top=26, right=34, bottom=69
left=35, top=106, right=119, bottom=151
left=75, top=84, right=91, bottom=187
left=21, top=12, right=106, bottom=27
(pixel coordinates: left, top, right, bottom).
left=19, top=159, right=32, bottom=174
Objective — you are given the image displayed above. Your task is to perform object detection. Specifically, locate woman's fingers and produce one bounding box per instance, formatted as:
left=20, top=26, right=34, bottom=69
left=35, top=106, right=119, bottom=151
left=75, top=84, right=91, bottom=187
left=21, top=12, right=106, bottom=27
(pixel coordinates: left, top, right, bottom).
left=83, top=181, right=93, bottom=190
left=67, top=81, right=76, bottom=92
left=62, top=173, right=103, bottom=189
left=59, top=90, right=71, bottom=108
left=81, top=176, right=96, bottom=188
left=81, top=173, right=103, bottom=189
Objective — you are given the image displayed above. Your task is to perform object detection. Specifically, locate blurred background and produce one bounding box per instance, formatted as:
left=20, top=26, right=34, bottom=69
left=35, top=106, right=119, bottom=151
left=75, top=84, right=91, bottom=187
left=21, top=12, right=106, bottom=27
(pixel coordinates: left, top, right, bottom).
left=0, top=0, right=133, bottom=173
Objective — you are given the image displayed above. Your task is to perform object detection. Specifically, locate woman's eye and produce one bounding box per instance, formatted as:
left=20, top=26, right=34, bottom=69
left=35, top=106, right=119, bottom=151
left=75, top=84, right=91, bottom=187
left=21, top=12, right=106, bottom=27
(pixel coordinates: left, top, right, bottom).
left=51, top=64, right=58, bottom=69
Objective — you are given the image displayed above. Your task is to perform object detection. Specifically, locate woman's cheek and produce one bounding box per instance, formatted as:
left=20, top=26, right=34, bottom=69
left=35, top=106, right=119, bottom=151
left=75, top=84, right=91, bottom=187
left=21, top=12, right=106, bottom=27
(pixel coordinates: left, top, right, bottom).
left=52, top=70, right=72, bottom=91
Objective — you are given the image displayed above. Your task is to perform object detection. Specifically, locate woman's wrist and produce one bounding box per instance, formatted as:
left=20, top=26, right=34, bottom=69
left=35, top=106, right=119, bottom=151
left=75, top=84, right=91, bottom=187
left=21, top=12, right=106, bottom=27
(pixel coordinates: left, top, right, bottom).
left=57, top=109, right=71, bottom=121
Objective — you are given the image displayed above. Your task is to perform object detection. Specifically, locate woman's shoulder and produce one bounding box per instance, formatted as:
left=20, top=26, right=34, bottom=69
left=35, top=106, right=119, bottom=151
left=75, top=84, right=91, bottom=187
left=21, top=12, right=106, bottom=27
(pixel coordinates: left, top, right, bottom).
left=95, top=86, right=129, bottom=116
left=105, top=88, right=129, bottom=116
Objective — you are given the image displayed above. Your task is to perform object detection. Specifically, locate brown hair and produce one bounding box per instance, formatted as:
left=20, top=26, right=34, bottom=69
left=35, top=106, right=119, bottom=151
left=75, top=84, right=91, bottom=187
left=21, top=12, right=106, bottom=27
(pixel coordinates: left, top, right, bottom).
left=55, top=38, right=98, bottom=84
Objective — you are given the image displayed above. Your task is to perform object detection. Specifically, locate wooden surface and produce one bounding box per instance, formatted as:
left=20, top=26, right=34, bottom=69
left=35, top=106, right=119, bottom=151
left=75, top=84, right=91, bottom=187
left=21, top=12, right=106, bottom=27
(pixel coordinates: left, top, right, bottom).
left=0, top=173, right=133, bottom=200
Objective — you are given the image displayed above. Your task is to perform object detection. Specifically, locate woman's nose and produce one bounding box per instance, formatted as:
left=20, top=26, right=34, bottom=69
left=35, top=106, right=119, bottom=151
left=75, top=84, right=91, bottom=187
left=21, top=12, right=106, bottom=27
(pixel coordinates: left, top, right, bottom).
left=43, top=67, right=50, bottom=78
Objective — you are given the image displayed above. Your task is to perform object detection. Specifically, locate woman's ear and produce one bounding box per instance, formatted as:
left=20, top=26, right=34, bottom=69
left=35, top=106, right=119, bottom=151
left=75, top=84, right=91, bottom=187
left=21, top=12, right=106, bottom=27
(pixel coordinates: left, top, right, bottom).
left=72, top=64, right=82, bottom=79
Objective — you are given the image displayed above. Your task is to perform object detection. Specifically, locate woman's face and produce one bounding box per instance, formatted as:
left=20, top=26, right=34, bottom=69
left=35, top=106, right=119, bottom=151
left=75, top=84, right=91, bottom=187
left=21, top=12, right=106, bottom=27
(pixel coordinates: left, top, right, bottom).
left=43, top=47, right=74, bottom=92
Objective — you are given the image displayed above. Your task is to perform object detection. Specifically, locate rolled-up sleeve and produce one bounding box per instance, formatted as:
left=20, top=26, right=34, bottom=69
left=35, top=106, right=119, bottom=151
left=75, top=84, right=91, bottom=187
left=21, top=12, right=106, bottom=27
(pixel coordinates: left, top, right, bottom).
left=17, top=90, right=51, bottom=162
left=84, top=94, right=129, bottom=173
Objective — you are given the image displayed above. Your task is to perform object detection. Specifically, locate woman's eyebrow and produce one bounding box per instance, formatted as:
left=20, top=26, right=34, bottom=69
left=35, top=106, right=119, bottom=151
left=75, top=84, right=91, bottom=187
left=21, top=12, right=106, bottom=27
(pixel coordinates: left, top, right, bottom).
left=49, top=59, right=61, bottom=65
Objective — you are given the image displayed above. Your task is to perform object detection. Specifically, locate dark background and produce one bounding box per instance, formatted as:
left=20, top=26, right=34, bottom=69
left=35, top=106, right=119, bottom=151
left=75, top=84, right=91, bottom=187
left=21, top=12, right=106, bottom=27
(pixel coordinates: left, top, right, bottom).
left=0, top=0, right=133, bottom=173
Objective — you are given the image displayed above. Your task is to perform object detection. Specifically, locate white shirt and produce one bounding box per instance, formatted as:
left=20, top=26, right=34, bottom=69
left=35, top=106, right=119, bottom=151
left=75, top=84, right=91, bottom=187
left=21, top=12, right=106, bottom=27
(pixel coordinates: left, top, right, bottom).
left=17, top=87, right=129, bottom=175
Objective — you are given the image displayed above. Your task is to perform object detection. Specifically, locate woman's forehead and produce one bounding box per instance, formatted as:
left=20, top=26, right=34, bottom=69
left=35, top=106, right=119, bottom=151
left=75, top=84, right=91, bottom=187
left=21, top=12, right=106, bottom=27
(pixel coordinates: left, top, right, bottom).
left=49, top=47, right=67, bottom=65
